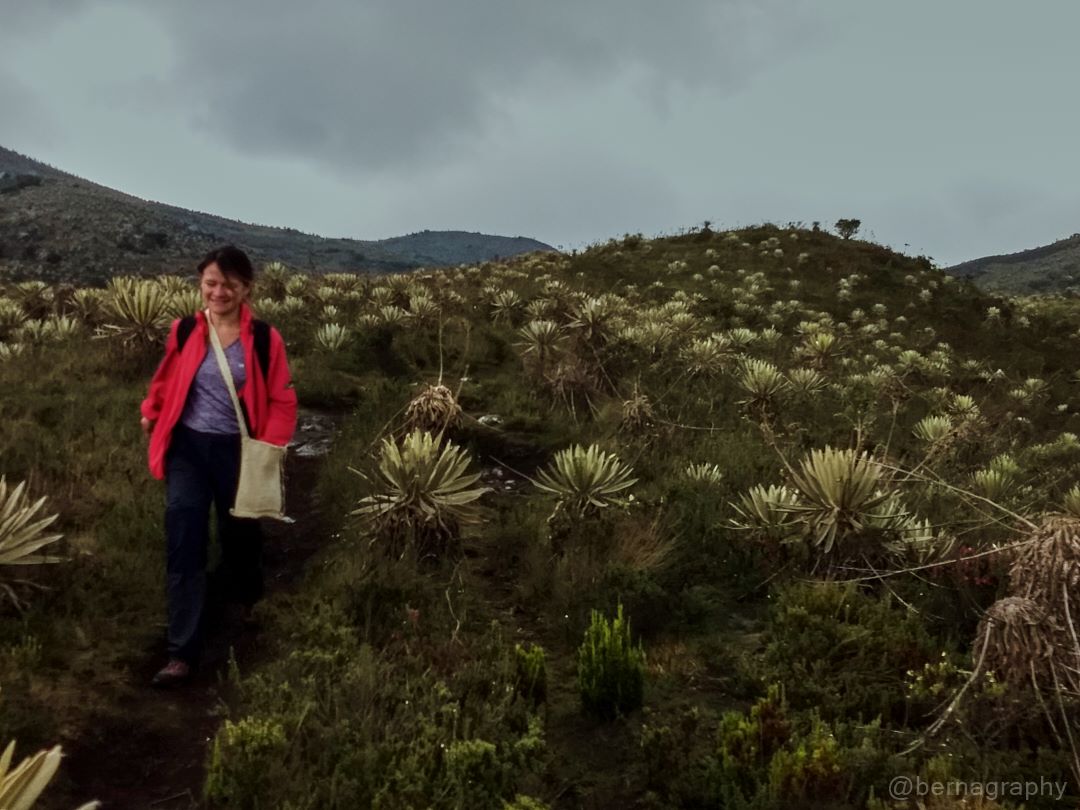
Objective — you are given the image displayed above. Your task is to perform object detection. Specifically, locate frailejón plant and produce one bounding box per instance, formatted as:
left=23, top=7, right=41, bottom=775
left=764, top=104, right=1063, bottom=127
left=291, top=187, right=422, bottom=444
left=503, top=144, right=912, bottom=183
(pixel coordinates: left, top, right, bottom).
left=0, top=740, right=99, bottom=809
left=0, top=477, right=64, bottom=608
left=786, top=447, right=891, bottom=554
left=533, top=444, right=637, bottom=520
left=351, top=430, right=490, bottom=554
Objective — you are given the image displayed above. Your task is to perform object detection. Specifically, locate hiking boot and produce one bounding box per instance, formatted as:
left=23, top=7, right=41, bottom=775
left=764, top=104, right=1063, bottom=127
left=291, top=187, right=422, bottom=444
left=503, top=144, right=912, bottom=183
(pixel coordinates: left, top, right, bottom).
left=151, top=659, right=191, bottom=688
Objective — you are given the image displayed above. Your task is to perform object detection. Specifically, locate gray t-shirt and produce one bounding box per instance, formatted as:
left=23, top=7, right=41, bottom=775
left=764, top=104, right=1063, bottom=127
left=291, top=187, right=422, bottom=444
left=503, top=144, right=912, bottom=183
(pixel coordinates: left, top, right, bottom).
left=180, top=341, right=247, bottom=434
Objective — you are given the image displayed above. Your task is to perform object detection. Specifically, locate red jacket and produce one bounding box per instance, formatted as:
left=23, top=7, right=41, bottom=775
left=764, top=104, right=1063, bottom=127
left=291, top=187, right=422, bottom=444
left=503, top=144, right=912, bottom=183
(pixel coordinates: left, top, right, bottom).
left=141, top=303, right=298, bottom=480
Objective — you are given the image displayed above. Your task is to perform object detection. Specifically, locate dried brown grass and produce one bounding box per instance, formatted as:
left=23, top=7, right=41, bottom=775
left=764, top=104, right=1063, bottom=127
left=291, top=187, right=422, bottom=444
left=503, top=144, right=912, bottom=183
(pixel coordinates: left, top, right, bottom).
left=403, top=384, right=462, bottom=435
left=619, top=388, right=654, bottom=434
left=1010, top=515, right=1080, bottom=608
left=611, top=514, right=674, bottom=574
left=974, top=596, right=1063, bottom=690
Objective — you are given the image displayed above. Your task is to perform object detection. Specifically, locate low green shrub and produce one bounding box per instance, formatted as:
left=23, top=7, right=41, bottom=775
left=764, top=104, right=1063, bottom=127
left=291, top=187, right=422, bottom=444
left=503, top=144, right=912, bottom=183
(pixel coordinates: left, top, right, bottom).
left=215, top=600, right=545, bottom=810
left=501, top=795, right=551, bottom=810
left=577, top=603, right=645, bottom=719
left=764, top=716, right=846, bottom=802
left=718, top=685, right=791, bottom=778
left=713, top=707, right=894, bottom=809
left=443, top=736, right=514, bottom=807
left=757, top=581, right=938, bottom=722
left=204, top=715, right=288, bottom=807
left=901, top=659, right=1077, bottom=807
left=638, top=706, right=712, bottom=805
left=291, top=352, right=366, bottom=407
left=513, top=643, right=547, bottom=708
left=634, top=688, right=897, bottom=809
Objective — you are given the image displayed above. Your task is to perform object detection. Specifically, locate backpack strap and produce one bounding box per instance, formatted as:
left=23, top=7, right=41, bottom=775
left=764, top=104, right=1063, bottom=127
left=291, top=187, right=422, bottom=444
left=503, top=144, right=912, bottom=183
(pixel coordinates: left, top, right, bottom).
left=175, top=314, right=271, bottom=381
left=176, top=315, right=197, bottom=353
left=251, top=319, right=271, bottom=381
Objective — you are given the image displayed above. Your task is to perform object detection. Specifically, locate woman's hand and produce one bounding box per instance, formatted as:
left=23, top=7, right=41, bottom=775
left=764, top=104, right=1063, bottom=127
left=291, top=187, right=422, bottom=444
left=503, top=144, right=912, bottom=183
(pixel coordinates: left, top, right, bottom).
left=141, top=416, right=155, bottom=437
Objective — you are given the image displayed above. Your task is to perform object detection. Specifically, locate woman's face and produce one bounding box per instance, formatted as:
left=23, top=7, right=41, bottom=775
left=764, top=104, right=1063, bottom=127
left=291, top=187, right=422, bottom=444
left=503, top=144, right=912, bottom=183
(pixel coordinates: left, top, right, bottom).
left=200, top=262, right=250, bottom=321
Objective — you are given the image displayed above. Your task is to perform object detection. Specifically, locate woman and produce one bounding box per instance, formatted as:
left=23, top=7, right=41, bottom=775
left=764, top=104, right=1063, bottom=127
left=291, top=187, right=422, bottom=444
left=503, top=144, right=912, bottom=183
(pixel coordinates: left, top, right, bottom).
left=140, top=245, right=297, bottom=686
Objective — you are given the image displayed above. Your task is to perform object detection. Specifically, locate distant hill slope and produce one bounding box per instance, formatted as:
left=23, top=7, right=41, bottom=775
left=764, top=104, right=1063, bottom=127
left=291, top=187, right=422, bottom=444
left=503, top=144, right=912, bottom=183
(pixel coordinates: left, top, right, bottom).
left=0, top=146, right=555, bottom=284
left=377, top=230, right=553, bottom=267
left=945, top=233, right=1080, bottom=294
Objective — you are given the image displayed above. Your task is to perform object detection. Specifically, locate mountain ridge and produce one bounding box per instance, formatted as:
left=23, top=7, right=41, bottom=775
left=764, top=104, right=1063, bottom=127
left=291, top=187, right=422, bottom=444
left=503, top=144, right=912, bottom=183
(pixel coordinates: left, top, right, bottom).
left=0, top=145, right=556, bottom=284
left=945, top=231, right=1080, bottom=294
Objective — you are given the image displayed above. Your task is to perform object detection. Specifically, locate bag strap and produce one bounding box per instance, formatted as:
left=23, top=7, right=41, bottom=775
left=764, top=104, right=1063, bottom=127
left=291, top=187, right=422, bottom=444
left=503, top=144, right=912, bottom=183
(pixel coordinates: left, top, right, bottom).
left=206, top=309, right=251, bottom=441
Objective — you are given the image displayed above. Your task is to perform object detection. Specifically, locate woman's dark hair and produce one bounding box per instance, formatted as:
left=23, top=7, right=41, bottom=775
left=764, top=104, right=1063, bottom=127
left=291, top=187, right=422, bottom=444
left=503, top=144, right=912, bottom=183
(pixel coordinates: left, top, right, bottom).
left=197, top=245, right=255, bottom=285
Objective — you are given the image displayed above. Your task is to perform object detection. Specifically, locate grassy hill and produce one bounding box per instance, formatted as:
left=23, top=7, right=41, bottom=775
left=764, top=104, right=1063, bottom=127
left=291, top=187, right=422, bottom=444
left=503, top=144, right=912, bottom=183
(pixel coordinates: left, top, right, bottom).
left=5, top=224, right=1080, bottom=808
left=946, top=232, right=1080, bottom=294
left=0, top=145, right=555, bottom=285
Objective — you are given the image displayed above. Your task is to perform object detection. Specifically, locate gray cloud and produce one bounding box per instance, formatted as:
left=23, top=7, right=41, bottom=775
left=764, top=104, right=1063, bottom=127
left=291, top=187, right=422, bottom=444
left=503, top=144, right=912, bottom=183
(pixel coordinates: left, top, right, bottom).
left=862, top=181, right=1080, bottom=267
left=131, top=0, right=816, bottom=174
left=0, top=1, right=90, bottom=37
left=359, top=140, right=684, bottom=249
left=0, top=67, right=56, bottom=145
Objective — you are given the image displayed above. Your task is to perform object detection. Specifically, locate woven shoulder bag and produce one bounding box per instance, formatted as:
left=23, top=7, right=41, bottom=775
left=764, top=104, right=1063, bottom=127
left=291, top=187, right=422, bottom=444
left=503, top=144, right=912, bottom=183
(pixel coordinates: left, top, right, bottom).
left=207, top=311, right=291, bottom=522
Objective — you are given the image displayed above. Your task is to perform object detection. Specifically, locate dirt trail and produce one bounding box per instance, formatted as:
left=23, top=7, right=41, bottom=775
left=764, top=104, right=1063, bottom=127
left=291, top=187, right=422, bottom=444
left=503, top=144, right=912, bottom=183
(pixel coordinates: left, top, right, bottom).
left=46, top=409, right=340, bottom=810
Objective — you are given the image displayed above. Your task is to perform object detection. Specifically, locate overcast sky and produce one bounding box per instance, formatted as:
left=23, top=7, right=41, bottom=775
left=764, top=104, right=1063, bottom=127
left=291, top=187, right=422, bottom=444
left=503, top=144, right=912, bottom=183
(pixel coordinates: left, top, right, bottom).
left=1, top=1, right=1078, bottom=266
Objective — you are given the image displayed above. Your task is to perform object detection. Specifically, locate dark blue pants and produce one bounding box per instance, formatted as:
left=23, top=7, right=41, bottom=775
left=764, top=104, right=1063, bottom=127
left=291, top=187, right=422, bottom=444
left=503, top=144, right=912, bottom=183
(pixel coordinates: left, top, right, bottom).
left=165, top=424, right=264, bottom=665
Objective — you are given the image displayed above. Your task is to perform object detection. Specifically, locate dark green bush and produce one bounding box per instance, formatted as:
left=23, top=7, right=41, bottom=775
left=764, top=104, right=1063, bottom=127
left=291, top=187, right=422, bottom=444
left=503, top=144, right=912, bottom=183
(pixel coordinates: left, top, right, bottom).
left=638, top=706, right=713, bottom=806
left=593, top=564, right=672, bottom=638
left=758, top=582, right=939, bottom=723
